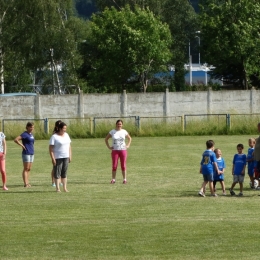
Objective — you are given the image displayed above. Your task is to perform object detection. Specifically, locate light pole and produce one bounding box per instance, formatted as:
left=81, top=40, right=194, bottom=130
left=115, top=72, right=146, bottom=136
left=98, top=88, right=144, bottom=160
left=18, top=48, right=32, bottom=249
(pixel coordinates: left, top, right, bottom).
left=188, top=41, right=192, bottom=85
left=195, top=31, right=201, bottom=65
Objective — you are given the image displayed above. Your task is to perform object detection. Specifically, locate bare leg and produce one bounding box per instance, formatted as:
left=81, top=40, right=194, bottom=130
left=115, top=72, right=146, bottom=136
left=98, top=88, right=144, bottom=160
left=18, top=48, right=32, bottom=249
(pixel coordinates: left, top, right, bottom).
left=51, top=169, right=55, bottom=185
left=239, top=182, right=243, bottom=193
left=220, top=181, right=226, bottom=193
left=55, top=178, right=61, bottom=192
left=0, top=154, right=7, bottom=189
left=62, top=177, right=68, bottom=192
left=200, top=181, right=208, bottom=193
left=112, top=171, right=116, bottom=180
left=23, top=162, right=32, bottom=187
left=209, top=181, right=215, bottom=195
left=230, top=182, right=237, bottom=190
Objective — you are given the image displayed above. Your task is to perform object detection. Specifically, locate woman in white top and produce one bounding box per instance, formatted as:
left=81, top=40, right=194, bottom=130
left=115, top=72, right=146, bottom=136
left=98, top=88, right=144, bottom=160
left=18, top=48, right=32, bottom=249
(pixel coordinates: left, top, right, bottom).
left=49, top=122, right=71, bottom=192
left=105, top=119, right=132, bottom=184
left=0, top=132, right=8, bottom=190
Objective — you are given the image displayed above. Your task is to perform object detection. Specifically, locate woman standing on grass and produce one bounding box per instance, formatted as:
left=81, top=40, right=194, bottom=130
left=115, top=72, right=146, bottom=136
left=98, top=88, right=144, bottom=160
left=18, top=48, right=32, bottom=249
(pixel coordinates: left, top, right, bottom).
left=105, top=119, right=132, bottom=184
left=51, top=120, right=62, bottom=187
left=49, top=122, right=71, bottom=192
left=14, top=122, right=35, bottom=188
left=0, top=131, right=8, bottom=190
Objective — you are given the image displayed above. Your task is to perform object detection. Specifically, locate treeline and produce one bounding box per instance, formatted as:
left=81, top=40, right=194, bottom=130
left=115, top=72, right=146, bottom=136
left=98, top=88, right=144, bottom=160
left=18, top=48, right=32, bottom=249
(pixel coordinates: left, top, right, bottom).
left=0, top=0, right=259, bottom=95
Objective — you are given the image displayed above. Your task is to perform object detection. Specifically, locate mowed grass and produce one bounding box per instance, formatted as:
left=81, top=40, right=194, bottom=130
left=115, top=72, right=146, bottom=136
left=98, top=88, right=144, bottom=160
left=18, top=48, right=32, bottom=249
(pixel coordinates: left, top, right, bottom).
left=1, top=135, right=260, bottom=260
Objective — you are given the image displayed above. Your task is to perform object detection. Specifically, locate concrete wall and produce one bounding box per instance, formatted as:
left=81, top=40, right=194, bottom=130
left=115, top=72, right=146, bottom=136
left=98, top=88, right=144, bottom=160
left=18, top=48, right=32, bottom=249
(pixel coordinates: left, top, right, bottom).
left=0, top=88, right=259, bottom=120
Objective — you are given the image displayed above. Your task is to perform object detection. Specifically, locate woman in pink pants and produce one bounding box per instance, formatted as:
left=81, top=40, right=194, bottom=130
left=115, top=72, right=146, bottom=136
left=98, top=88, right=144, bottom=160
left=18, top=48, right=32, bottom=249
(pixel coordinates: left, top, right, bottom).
left=105, top=120, right=132, bottom=184
left=0, top=132, right=8, bottom=190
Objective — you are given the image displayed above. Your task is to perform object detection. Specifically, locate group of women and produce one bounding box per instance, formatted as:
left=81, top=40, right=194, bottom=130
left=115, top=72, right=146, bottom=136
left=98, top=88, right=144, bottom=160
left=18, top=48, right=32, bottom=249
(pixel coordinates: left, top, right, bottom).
left=0, top=119, right=131, bottom=191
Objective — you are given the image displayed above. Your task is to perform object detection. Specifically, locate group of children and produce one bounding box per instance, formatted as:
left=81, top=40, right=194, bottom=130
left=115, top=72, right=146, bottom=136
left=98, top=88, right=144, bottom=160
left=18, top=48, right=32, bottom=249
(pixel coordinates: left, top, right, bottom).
left=199, top=138, right=259, bottom=197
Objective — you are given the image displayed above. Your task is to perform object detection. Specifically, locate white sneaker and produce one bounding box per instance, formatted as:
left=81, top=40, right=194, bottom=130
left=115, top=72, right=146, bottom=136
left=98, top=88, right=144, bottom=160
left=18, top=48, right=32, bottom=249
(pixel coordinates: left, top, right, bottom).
left=198, top=191, right=205, bottom=197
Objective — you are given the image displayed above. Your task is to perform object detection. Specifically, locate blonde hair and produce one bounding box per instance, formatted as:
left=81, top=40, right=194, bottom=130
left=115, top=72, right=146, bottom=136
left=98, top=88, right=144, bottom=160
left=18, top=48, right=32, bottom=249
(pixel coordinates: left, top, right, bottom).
left=249, top=138, right=256, bottom=143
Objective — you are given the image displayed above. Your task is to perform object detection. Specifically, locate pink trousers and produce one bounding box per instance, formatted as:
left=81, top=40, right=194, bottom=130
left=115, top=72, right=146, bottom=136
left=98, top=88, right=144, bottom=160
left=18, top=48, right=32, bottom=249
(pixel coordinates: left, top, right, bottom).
left=111, top=150, right=127, bottom=171
left=0, top=153, right=6, bottom=184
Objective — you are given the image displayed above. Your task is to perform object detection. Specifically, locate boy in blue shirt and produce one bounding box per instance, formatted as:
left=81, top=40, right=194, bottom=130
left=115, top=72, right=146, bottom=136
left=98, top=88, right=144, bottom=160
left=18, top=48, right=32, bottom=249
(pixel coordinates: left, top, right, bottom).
left=213, top=148, right=226, bottom=195
left=198, top=140, right=219, bottom=197
left=230, top=144, right=247, bottom=196
left=247, top=138, right=255, bottom=188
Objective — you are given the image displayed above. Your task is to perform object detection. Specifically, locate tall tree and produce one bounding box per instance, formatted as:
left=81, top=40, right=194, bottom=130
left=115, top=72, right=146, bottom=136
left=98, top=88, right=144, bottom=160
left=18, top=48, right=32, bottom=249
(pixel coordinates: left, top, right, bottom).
left=95, top=0, right=164, bottom=14
left=0, top=0, right=87, bottom=94
left=163, top=0, right=198, bottom=91
left=81, top=5, right=172, bottom=92
left=0, top=0, right=15, bottom=93
left=199, top=0, right=260, bottom=89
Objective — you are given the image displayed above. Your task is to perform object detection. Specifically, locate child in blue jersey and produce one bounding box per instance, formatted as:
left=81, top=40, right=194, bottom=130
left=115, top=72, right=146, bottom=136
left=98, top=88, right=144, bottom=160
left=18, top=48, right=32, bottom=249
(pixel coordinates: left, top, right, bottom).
left=229, top=144, right=247, bottom=196
left=247, top=138, right=255, bottom=188
left=213, top=148, right=226, bottom=195
left=198, top=140, right=219, bottom=197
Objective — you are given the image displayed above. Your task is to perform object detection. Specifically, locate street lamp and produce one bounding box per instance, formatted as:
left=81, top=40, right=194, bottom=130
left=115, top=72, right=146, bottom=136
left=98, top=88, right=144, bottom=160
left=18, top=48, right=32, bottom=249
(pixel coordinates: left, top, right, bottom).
left=195, top=31, right=201, bottom=65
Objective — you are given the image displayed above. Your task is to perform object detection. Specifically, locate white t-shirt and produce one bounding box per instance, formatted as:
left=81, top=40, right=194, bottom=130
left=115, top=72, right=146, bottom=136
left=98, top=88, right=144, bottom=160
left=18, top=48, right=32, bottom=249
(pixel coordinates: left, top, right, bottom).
left=0, top=132, right=5, bottom=153
left=49, top=132, right=71, bottom=159
left=109, top=129, right=129, bottom=150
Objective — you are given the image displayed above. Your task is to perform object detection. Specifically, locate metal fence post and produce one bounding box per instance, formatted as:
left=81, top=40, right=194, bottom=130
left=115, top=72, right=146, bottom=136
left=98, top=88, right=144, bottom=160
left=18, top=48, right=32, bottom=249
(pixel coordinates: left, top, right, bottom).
left=181, top=115, right=184, bottom=132
left=93, top=117, right=96, bottom=134
left=90, top=117, right=93, bottom=135
left=44, top=118, right=49, bottom=134
left=135, top=116, right=140, bottom=131
left=226, top=114, right=231, bottom=130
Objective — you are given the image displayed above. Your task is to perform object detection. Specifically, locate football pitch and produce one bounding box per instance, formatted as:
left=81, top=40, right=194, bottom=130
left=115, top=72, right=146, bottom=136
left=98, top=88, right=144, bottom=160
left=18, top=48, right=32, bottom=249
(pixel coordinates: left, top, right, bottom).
left=1, top=135, right=260, bottom=260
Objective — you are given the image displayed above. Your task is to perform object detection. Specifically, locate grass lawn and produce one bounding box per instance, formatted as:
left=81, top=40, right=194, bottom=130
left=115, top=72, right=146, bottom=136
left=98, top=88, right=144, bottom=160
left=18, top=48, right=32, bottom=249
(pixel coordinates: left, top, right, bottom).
left=1, top=135, right=260, bottom=260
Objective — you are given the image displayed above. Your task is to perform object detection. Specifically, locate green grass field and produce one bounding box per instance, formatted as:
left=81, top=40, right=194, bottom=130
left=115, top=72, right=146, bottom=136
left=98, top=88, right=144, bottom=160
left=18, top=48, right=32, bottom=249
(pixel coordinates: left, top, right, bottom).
left=1, top=136, right=260, bottom=260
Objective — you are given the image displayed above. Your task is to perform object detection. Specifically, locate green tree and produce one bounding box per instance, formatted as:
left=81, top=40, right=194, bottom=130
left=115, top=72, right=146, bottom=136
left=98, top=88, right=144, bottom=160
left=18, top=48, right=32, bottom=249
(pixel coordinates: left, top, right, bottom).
left=0, top=0, right=87, bottom=94
left=199, top=0, right=260, bottom=89
left=95, top=0, right=164, bottom=15
left=95, top=0, right=199, bottom=92
left=163, top=0, right=198, bottom=91
left=82, top=5, right=172, bottom=92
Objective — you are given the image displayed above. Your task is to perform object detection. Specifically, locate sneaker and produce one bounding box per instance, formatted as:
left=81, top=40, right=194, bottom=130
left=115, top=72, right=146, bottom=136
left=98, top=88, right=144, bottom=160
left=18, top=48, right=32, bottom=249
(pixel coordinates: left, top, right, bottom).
left=229, top=189, right=236, bottom=196
left=3, top=186, right=8, bottom=191
left=110, top=180, right=116, bottom=184
left=238, top=192, right=243, bottom=196
left=211, top=194, right=218, bottom=197
left=223, top=192, right=226, bottom=196
left=256, top=187, right=260, bottom=190
left=123, top=180, right=127, bottom=184
left=52, top=183, right=56, bottom=187
left=198, top=191, right=205, bottom=197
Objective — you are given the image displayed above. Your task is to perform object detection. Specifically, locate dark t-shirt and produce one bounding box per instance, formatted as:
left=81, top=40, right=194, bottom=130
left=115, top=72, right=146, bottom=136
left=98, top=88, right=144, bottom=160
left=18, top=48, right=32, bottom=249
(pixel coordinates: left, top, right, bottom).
left=21, top=131, right=34, bottom=155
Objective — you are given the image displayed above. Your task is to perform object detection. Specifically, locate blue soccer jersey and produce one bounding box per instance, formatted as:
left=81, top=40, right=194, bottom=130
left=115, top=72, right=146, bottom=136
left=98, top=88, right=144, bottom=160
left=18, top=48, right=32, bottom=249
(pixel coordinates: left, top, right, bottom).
left=247, top=147, right=255, bottom=171
left=213, top=157, right=226, bottom=181
left=200, top=150, right=217, bottom=174
left=233, top=154, right=247, bottom=175
left=21, top=131, right=35, bottom=155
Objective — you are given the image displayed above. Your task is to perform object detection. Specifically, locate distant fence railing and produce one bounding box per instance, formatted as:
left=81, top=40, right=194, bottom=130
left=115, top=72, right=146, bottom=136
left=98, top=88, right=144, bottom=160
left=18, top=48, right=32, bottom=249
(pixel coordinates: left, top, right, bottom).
left=1, top=114, right=260, bottom=135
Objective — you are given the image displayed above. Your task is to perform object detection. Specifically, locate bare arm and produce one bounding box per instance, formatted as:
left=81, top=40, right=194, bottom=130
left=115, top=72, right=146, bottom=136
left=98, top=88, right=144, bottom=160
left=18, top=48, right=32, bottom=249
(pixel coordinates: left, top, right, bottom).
left=14, top=135, right=25, bottom=150
left=69, top=145, right=72, bottom=163
left=49, top=145, right=56, bottom=166
left=105, top=134, right=113, bottom=150
left=3, top=138, right=6, bottom=153
left=213, top=162, right=219, bottom=174
left=241, top=165, right=246, bottom=175
left=125, top=134, right=132, bottom=149
left=2, top=138, right=6, bottom=158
